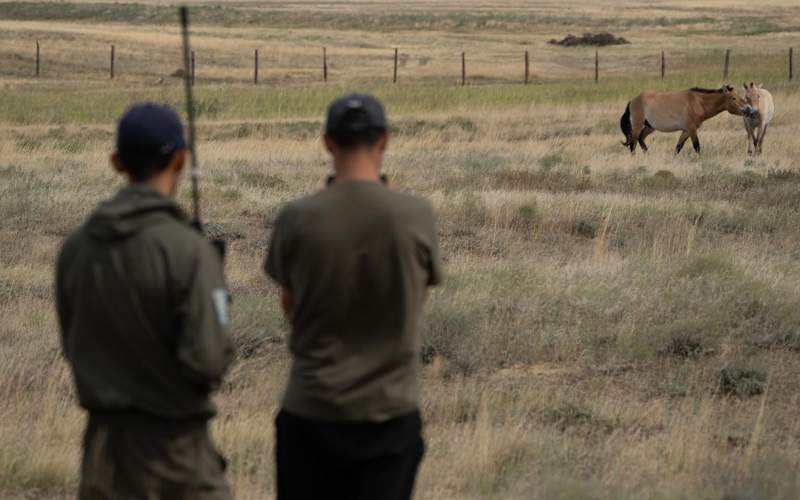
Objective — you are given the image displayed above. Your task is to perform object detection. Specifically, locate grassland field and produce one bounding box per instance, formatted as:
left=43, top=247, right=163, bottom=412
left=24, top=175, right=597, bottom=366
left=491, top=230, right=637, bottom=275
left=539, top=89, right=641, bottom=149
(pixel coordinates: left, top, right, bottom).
left=2, top=1, right=800, bottom=499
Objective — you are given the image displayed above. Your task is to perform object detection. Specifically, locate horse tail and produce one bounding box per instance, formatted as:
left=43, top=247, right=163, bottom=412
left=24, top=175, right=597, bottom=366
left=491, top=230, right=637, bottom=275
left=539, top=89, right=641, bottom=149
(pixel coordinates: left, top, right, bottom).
left=620, top=102, right=633, bottom=147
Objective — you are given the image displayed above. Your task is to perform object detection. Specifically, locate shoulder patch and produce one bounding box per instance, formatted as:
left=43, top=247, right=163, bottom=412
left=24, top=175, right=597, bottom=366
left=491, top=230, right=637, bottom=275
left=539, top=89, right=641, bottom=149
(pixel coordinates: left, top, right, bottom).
left=211, top=288, right=231, bottom=327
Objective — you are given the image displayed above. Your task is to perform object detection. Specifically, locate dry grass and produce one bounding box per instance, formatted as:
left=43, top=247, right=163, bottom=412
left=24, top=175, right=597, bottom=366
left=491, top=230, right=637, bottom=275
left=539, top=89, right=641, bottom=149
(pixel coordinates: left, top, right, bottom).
left=2, top=1, right=800, bottom=499
left=2, top=0, right=800, bottom=85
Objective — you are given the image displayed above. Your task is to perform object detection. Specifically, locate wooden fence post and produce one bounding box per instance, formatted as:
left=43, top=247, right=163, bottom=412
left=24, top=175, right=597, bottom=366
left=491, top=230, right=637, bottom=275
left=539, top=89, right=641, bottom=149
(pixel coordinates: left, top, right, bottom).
left=323, top=47, right=328, bottom=83
left=35, top=40, right=40, bottom=77
left=110, top=45, right=115, bottom=80
left=594, top=50, right=599, bottom=83
left=191, top=50, right=195, bottom=86
left=723, top=48, right=730, bottom=80
left=790, top=47, right=794, bottom=81
left=524, top=50, right=530, bottom=84
left=254, top=49, right=259, bottom=84
left=393, top=48, right=398, bottom=83
left=661, top=50, right=665, bottom=80
left=461, top=51, right=466, bottom=86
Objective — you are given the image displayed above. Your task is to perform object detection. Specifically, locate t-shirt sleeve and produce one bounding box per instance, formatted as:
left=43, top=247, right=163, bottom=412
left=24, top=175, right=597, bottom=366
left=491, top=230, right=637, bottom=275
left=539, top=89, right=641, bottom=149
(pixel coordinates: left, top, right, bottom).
left=423, top=203, right=443, bottom=287
left=264, top=208, right=293, bottom=289
left=54, top=240, right=73, bottom=354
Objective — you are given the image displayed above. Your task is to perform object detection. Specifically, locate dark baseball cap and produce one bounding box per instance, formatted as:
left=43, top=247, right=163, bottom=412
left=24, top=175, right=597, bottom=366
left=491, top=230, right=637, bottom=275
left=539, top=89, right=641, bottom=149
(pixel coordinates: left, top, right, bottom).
left=116, top=103, right=186, bottom=171
left=325, top=93, right=388, bottom=138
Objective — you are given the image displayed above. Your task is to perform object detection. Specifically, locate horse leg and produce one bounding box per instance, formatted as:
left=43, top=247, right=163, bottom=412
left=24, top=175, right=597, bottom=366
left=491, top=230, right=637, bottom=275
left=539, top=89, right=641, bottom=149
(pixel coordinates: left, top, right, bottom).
left=629, top=128, right=640, bottom=154
left=638, top=126, right=654, bottom=153
left=756, top=124, right=768, bottom=155
left=745, top=125, right=755, bottom=156
left=675, top=131, right=690, bottom=154
left=628, top=109, right=646, bottom=154
left=691, top=133, right=701, bottom=154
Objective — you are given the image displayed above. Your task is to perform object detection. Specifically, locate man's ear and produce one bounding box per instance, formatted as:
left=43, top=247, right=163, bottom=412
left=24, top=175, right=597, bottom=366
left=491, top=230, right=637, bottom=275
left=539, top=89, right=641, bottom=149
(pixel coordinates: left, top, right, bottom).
left=169, top=149, right=187, bottom=175
left=111, top=152, right=126, bottom=175
left=377, top=130, right=389, bottom=153
left=324, top=135, right=337, bottom=155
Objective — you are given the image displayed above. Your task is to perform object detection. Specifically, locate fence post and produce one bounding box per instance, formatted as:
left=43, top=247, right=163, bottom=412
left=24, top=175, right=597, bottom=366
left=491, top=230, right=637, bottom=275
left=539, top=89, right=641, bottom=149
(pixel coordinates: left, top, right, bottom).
left=594, top=50, right=599, bottom=83
left=110, top=45, right=115, bottom=80
left=461, top=51, right=466, bottom=86
left=661, top=50, right=665, bottom=80
left=723, top=48, right=730, bottom=80
left=323, top=47, right=328, bottom=83
left=254, top=49, right=259, bottom=84
left=393, top=48, right=398, bottom=83
left=191, top=50, right=195, bottom=86
left=790, top=47, right=794, bottom=81
left=524, top=50, right=530, bottom=84
left=35, top=40, right=40, bottom=77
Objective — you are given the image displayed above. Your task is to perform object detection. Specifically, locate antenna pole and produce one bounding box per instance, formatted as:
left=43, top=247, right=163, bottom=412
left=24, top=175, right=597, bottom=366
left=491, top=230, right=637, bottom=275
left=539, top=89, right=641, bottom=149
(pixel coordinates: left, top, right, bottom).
left=179, top=7, right=201, bottom=230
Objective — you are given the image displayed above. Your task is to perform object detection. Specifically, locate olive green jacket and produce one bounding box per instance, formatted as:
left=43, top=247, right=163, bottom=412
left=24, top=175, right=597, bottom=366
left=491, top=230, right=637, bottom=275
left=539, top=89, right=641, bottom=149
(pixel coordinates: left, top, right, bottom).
left=56, top=185, right=234, bottom=420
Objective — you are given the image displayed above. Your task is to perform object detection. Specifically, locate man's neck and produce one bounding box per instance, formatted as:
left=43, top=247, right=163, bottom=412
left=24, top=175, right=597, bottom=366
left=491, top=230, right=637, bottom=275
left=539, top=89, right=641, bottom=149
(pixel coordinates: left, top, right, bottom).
left=132, top=175, right=174, bottom=198
left=333, top=154, right=381, bottom=183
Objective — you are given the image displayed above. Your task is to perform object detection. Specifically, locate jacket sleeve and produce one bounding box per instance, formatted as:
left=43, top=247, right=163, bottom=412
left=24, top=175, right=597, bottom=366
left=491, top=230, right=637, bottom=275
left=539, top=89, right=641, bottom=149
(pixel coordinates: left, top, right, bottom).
left=175, top=241, right=235, bottom=391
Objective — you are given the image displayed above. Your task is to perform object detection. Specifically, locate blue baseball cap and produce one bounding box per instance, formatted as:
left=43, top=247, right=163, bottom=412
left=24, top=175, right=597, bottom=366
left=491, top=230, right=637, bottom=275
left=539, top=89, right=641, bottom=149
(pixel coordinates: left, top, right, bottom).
left=325, top=93, right=388, bottom=138
left=116, top=103, right=186, bottom=170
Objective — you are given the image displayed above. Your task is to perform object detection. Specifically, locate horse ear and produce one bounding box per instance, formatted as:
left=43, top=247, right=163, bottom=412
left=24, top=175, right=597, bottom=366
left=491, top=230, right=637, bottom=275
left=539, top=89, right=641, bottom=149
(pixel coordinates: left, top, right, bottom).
left=743, top=83, right=748, bottom=91
left=757, top=83, right=763, bottom=89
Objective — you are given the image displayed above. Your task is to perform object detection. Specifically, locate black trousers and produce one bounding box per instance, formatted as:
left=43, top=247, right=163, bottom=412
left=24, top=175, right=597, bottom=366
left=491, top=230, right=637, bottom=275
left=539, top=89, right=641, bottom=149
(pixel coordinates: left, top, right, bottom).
left=275, top=410, right=425, bottom=500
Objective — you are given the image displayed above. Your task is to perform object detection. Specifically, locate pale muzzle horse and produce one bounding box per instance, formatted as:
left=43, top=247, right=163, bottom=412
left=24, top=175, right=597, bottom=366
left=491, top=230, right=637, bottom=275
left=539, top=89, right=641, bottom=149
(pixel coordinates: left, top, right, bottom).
left=742, top=82, right=774, bottom=155
left=620, top=86, right=748, bottom=154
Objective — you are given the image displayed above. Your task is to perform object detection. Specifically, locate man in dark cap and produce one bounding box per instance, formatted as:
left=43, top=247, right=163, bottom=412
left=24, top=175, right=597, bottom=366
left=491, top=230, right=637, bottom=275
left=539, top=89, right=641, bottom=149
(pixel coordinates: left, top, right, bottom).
left=55, top=103, right=235, bottom=500
left=265, top=93, right=442, bottom=500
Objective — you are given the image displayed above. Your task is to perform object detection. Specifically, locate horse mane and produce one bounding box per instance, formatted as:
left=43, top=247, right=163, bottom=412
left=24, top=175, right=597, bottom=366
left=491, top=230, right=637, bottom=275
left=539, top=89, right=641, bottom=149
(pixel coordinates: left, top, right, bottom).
left=689, top=85, right=733, bottom=94
left=689, top=87, right=723, bottom=93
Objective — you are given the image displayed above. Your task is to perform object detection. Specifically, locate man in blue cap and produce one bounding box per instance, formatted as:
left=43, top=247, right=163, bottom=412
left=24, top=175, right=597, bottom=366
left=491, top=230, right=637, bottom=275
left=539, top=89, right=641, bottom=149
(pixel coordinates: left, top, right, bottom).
left=265, top=93, right=442, bottom=500
left=55, top=103, right=235, bottom=499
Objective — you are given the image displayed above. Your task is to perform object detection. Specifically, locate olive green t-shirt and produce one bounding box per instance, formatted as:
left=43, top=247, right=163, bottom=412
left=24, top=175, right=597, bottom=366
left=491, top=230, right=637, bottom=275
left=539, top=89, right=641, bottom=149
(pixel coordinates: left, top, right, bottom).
left=265, top=180, right=442, bottom=422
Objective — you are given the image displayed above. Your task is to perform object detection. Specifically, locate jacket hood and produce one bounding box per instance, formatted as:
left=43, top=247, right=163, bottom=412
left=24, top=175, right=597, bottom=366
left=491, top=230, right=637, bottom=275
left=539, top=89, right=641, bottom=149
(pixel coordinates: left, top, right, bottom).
left=87, top=185, right=187, bottom=241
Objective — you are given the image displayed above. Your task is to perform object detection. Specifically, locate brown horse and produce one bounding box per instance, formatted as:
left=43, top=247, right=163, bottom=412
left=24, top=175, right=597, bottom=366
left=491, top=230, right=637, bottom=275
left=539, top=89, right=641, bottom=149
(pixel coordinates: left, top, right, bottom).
left=620, top=85, right=748, bottom=154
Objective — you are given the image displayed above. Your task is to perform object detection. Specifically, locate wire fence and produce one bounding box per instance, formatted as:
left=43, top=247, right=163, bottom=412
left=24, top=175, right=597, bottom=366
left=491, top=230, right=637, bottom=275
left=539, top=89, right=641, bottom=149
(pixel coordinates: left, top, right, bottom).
left=6, top=41, right=799, bottom=87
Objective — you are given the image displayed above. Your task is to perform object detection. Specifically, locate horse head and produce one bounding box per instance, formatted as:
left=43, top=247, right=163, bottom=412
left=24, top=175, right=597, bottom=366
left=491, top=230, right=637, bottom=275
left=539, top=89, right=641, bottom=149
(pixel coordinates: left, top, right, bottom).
left=722, top=85, right=748, bottom=116
left=742, top=82, right=763, bottom=118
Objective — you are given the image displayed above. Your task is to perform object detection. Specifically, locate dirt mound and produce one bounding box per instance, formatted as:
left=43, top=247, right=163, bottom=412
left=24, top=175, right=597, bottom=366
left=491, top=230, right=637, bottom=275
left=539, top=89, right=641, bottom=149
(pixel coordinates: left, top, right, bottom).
left=549, top=32, right=630, bottom=47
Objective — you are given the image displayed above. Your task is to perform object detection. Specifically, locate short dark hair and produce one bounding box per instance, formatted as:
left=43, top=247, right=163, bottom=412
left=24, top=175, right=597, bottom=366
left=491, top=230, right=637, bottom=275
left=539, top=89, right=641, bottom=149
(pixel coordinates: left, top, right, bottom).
left=327, top=124, right=386, bottom=149
left=118, top=152, right=177, bottom=182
